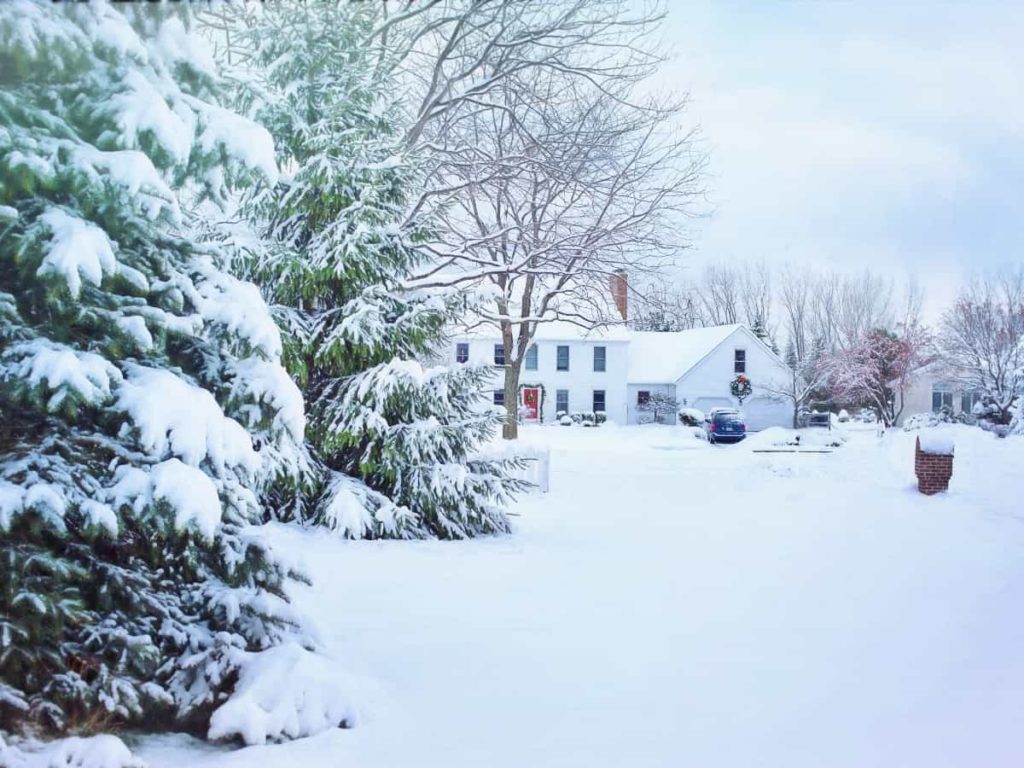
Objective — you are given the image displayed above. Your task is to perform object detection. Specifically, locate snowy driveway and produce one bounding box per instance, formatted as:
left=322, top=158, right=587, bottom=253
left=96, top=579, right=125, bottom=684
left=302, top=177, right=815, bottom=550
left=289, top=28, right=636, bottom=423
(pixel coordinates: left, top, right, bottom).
left=139, top=425, right=1024, bottom=768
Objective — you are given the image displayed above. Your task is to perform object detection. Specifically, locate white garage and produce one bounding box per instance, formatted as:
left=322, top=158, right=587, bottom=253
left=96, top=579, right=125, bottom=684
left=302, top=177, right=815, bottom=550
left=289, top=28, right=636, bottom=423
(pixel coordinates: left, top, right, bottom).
left=690, top=396, right=733, bottom=415
left=740, top=396, right=791, bottom=431
left=626, top=325, right=794, bottom=430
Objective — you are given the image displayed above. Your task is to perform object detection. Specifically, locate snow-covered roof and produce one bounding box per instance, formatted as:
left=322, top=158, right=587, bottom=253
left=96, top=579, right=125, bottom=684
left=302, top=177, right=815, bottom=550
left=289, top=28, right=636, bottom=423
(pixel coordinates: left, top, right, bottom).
left=627, top=325, right=743, bottom=384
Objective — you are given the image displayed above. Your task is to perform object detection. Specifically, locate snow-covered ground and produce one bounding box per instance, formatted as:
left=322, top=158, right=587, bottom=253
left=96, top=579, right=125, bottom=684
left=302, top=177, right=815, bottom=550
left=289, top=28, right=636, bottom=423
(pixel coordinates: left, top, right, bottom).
left=136, top=424, right=1024, bottom=768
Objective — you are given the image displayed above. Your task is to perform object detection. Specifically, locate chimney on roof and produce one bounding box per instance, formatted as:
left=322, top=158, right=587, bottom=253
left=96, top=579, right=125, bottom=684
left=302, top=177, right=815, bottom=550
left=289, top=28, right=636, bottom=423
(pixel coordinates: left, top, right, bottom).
left=610, top=269, right=628, bottom=321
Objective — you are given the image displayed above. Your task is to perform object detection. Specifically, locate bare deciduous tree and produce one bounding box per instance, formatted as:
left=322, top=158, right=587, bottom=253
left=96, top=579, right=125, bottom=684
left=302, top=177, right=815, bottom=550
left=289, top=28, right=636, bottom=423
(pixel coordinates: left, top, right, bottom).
left=630, top=282, right=704, bottom=331
left=739, top=260, right=773, bottom=341
left=937, top=268, right=1024, bottom=423
left=760, top=357, right=830, bottom=429
left=698, top=265, right=741, bottom=326
left=778, top=264, right=813, bottom=364
left=376, top=1, right=705, bottom=438
left=637, top=391, right=680, bottom=425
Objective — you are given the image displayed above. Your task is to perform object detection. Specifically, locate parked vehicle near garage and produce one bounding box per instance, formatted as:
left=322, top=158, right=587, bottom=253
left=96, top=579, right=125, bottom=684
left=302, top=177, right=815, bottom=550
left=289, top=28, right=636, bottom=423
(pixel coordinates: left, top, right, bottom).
left=807, top=412, right=831, bottom=429
left=705, top=410, right=746, bottom=444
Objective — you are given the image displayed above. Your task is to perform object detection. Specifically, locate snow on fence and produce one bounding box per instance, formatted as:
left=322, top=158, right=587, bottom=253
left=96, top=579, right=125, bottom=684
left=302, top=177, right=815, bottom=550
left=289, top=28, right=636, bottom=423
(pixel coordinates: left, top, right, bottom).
left=477, top=443, right=550, bottom=493
left=508, top=445, right=550, bottom=493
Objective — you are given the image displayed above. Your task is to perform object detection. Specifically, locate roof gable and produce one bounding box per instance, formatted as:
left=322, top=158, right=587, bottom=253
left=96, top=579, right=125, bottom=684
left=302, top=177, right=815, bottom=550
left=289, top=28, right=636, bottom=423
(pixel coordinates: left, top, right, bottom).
left=626, top=325, right=743, bottom=383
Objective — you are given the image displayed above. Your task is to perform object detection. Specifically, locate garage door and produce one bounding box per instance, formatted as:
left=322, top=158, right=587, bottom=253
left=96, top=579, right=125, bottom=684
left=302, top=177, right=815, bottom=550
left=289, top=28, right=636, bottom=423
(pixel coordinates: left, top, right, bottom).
left=690, top=397, right=734, bottom=417
left=742, top=396, right=790, bottom=431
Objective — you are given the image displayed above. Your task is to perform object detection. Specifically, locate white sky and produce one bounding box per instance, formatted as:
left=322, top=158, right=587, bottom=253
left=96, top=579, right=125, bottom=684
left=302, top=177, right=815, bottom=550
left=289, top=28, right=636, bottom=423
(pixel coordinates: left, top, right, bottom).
left=653, top=0, right=1024, bottom=319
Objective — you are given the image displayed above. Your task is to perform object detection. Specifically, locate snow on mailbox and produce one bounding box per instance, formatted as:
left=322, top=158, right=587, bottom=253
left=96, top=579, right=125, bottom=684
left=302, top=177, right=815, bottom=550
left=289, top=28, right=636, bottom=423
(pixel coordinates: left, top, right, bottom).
left=914, top=433, right=955, bottom=495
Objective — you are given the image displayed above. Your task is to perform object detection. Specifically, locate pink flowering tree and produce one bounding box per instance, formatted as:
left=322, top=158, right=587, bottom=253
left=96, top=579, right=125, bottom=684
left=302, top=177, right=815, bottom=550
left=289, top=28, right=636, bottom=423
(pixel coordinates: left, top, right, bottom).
left=823, top=325, right=932, bottom=427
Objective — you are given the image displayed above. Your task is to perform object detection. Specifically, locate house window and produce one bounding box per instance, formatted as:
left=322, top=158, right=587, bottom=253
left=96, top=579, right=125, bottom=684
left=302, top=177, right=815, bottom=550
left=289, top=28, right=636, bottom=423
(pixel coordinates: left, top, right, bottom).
left=734, top=349, right=746, bottom=374
left=593, top=345, right=606, bottom=372
left=493, top=343, right=506, bottom=366
left=525, top=344, right=538, bottom=371
left=455, top=343, right=469, bottom=364
left=931, top=388, right=953, bottom=412
left=593, top=389, right=606, bottom=413
left=637, top=390, right=650, bottom=406
left=556, top=389, right=569, bottom=414
left=556, top=345, right=570, bottom=371
left=961, top=391, right=982, bottom=414
left=493, top=390, right=505, bottom=406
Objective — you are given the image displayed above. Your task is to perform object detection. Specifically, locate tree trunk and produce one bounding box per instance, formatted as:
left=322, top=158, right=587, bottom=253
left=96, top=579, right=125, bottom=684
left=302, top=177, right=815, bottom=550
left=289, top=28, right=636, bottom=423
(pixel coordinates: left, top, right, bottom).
left=502, top=361, right=522, bottom=440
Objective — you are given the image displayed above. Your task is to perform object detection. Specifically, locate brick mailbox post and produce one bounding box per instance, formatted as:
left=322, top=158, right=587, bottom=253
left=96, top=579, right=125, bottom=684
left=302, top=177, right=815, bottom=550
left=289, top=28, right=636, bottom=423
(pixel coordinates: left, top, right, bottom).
left=914, top=435, right=954, bottom=495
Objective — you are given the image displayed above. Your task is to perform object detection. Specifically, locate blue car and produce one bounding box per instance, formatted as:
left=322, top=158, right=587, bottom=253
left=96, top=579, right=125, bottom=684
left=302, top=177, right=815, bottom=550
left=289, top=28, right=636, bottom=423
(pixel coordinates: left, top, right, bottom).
left=705, top=410, right=746, bottom=444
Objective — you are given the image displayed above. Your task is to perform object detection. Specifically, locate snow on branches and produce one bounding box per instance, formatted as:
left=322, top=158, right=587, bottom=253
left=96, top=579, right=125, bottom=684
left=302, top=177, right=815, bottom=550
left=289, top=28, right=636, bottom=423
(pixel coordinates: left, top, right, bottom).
left=0, top=1, right=332, bottom=747
left=821, top=325, right=932, bottom=427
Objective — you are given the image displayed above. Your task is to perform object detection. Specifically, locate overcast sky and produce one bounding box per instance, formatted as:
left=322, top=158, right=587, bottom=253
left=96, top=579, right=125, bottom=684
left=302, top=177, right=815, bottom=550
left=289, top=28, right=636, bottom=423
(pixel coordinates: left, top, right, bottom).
left=656, top=0, right=1024, bottom=318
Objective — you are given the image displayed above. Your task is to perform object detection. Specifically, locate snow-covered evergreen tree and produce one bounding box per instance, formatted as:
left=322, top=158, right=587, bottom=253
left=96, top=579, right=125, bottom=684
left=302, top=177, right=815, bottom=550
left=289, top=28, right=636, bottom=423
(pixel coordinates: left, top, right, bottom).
left=0, top=2, right=315, bottom=740
left=222, top=4, right=518, bottom=539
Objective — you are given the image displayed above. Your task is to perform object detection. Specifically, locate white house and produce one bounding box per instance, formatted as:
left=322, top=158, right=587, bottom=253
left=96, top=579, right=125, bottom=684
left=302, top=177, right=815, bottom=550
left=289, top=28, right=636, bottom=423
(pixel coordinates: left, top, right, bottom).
left=624, top=325, right=792, bottom=429
left=449, top=322, right=631, bottom=425
left=898, top=366, right=985, bottom=425
left=447, top=322, right=793, bottom=429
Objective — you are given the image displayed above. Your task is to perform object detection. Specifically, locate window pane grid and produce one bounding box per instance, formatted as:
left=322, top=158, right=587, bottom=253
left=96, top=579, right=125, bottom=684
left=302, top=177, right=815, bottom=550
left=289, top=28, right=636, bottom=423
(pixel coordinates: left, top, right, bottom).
left=556, top=345, right=569, bottom=371
left=525, top=344, right=538, bottom=370
left=734, top=349, right=746, bottom=374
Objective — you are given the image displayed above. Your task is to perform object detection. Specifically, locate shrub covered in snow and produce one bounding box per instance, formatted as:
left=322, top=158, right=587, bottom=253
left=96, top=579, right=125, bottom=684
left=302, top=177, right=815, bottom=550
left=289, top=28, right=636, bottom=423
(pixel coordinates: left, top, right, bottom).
left=231, top=3, right=519, bottom=540
left=678, top=408, right=705, bottom=427
left=744, top=427, right=847, bottom=450
left=637, top=392, right=679, bottom=425
left=0, top=1, right=331, bottom=747
left=902, top=411, right=954, bottom=431
left=565, top=411, right=605, bottom=427
left=0, top=734, right=143, bottom=768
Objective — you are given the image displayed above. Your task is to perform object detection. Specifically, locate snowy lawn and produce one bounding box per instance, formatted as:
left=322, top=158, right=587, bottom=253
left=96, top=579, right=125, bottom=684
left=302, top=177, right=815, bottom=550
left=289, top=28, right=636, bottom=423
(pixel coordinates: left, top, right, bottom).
left=137, top=424, right=1024, bottom=768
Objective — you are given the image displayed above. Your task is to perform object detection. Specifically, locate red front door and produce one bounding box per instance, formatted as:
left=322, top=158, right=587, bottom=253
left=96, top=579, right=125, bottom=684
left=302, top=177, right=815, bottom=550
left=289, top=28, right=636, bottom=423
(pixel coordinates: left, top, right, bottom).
left=522, top=388, right=539, bottom=420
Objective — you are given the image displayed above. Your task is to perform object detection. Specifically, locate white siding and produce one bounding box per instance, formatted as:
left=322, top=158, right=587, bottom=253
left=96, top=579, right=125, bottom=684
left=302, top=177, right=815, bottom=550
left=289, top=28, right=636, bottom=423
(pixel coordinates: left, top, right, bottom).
left=899, top=377, right=934, bottom=424
left=626, top=383, right=676, bottom=425
left=448, top=337, right=629, bottom=424
left=896, top=374, right=978, bottom=425
left=675, top=328, right=792, bottom=430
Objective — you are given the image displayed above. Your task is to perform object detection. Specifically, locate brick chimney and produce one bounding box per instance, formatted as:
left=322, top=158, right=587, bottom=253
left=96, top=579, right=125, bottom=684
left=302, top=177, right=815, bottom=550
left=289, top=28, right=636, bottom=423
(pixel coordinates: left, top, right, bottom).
left=610, top=269, right=628, bottom=321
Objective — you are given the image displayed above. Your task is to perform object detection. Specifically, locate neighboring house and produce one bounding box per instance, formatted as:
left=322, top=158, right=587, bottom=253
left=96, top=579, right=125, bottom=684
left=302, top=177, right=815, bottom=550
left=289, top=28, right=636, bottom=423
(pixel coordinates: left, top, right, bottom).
left=448, top=322, right=793, bottom=429
left=898, top=367, right=985, bottom=425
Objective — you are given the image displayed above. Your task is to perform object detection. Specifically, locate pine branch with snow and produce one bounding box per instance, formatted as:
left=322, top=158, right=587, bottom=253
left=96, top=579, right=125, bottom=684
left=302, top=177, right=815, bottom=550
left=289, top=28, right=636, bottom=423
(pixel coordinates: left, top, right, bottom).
left=219, top=3, right=519, bottom=539
left=0, top=2, right=335, bottom=746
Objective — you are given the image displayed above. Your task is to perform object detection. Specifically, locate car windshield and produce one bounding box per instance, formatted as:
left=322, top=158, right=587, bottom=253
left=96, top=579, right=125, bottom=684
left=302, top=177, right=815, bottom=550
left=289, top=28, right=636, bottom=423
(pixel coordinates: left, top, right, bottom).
left=713, top=412, right=742, bottom=423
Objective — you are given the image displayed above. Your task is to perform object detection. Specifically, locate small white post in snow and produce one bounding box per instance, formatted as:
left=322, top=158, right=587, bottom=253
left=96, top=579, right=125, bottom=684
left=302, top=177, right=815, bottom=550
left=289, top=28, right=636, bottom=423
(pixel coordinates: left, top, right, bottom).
left=536, top=446, right=550, bottom=493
